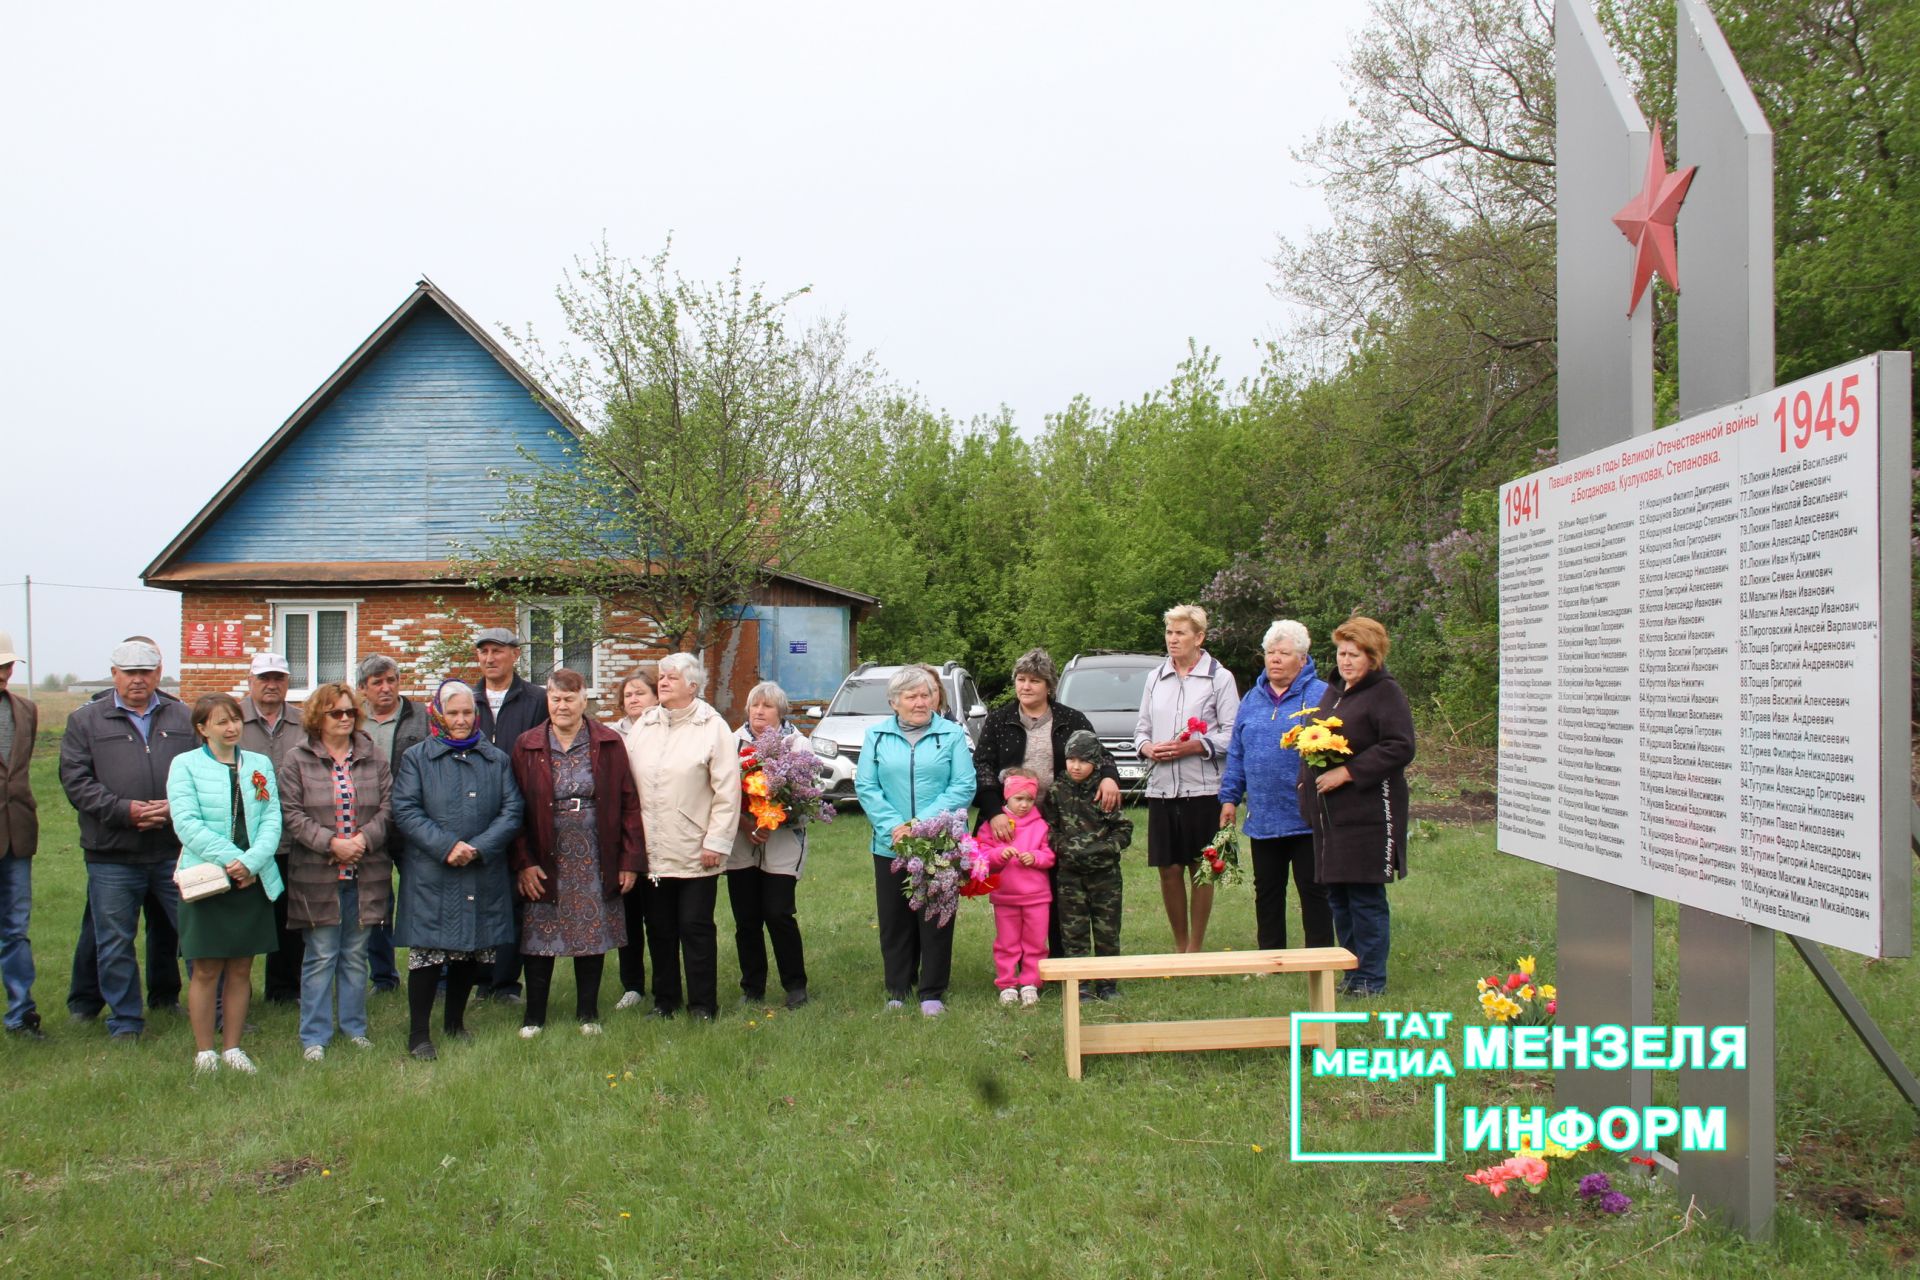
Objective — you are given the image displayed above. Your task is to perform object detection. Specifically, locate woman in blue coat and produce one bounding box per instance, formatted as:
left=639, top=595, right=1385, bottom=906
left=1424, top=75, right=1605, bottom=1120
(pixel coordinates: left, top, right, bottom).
left=391, top=680, right=525, bottom=1059
left=854, top=666, right=976, bottom=1016
left=168, top=693, right=285, bottom=1075
left=1219, top=620, right=1333, bottom=951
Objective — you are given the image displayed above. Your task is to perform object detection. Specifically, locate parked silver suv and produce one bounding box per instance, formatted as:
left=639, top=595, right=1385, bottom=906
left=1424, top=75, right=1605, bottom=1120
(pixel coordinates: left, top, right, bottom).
left=809, top=662, right=988, bottom=805
left=1056, top=652, right=1161, bottom=796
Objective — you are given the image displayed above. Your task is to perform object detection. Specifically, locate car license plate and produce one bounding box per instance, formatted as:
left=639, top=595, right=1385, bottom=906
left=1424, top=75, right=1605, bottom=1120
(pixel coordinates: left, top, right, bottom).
left=1118, top=764, right=1145, bottom=780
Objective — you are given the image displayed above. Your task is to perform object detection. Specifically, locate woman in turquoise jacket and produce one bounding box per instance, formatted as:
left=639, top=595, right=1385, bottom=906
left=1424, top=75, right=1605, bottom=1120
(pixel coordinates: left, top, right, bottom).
left=854, top=666, right=976, bottom=1016
left=167, top=693, right=285, bottom=1075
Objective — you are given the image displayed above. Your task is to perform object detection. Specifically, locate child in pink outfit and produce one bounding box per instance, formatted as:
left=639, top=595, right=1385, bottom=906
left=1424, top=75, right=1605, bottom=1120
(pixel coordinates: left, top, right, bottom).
left=977, top=770, right=1055, bottom=1006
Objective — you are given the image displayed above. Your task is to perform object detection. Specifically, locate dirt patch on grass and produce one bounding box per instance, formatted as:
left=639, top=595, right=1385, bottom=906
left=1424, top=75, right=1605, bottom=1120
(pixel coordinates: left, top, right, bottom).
left=1409, top=742, right=1496, bottom=825
left=248, top=1156, right=326, bottom=1192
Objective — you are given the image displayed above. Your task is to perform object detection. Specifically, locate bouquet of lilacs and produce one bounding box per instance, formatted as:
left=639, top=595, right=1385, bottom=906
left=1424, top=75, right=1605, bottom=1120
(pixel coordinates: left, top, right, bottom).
left=740, top=729, right=837, bottom=832
left=890, top=809, right=990, bottom=927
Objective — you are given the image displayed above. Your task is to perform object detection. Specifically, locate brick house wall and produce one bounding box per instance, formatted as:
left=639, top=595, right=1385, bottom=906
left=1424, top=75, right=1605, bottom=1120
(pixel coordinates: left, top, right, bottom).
left=176, top=586, right=762, bottom=724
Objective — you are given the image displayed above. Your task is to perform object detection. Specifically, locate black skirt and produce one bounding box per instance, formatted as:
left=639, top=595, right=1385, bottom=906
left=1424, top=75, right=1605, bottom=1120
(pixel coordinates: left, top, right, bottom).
left=180, top=880, right=277, bottom=961
left=1146, top=795, right=1219, bottom=868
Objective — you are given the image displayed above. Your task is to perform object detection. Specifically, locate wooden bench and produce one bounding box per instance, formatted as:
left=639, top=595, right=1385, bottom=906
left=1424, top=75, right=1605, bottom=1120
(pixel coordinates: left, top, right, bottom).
left=1037, top=946, right=1358, bottom=1080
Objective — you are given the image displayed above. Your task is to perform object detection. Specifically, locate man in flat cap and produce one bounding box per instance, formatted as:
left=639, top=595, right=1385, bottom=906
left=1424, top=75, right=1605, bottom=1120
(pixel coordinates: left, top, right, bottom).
left=240, top=652, right=304, bottom=1003
left=57, top=638, right=197, bottom=1039
left=469, top=626, right=546, bottom=1003
left=0, top=631, right=41, bottom=1038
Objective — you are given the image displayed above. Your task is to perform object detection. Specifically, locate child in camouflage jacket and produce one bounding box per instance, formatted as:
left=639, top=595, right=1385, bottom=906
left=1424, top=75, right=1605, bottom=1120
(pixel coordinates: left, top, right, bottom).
left=1048, top=731, right=1134, bottom=1000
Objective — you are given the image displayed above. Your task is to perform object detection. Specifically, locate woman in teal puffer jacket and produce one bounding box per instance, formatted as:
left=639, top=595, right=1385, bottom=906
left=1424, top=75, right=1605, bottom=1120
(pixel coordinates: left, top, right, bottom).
left=854, top=666, right=976, bottom=1016
left=167, top=693, right=285, bottom=1075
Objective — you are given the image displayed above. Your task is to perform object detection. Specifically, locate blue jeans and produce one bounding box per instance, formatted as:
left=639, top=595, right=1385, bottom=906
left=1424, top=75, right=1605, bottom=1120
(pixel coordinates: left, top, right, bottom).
left=367, top=921, right=399, bottom=990
left=1326, top=882, right=1390, bottom=994
left=0, top=855, right=36, bottom=1029
left=88, top=861, right=181, bottom=1036
left=299, top=878, right=370, bottom=1047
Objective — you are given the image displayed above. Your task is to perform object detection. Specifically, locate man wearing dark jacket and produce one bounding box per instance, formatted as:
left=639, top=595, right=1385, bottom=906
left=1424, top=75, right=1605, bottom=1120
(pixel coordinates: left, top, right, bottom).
left=67, top=639, right=182, bottom=1021
left=470, top=627, right=545, bottom=1001
left=240, top=651, right=306, bottom=1002
left=58, top=639, right=197, bottom=1039
left=357, top=653, right=428, bottom=991
left=0, top=632, right=42, bottom=1038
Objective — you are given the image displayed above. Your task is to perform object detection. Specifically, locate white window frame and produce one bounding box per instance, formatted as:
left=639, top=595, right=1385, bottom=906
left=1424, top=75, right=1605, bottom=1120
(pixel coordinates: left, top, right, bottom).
left=517, top=598, right=599, bottom=689
left=268, top=599, right=360, bottom=700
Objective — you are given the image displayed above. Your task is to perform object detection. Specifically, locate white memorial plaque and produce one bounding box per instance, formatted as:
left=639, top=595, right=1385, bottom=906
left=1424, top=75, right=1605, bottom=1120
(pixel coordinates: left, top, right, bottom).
left=1498, top=353, right=1902, bottom=956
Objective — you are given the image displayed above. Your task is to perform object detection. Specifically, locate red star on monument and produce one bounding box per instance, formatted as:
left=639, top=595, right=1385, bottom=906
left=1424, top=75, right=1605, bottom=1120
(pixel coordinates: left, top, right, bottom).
left=1611, top=123, right=1696, bottom=315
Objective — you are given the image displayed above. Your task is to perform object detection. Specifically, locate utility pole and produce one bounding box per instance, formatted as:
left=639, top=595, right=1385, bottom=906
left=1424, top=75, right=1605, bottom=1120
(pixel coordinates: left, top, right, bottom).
left=22, top=574, right=31, bottom=691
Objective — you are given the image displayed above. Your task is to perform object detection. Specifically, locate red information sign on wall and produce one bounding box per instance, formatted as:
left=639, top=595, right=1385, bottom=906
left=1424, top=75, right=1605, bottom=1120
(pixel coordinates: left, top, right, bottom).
left=215, top=623, right=244, bottom=659
left=186, top=622, right=213, bottom=658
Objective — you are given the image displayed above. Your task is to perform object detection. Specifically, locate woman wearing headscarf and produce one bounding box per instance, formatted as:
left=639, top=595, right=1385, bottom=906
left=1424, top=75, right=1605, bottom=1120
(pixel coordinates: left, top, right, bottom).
left=623, top=652, right=739, bottom=1021
left=390, top=680, right=525, bottom=1058
left=1297, top=616, right=1415, bottom=997
left=509, top=668, right=645, bottom=1037
left=279, top=681, right=392, bottom=1060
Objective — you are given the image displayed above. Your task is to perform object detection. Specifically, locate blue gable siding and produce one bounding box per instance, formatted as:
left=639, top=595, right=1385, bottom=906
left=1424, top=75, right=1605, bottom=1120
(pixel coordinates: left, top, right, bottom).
left=184, top=305, right=577, bottom=563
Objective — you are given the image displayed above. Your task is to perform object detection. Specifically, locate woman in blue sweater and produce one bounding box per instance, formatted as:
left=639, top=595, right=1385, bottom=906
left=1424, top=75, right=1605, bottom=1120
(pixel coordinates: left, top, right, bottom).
left=167, top=693, right=285, bottom=1074
left=1218, top=620, right=1333, bottom=951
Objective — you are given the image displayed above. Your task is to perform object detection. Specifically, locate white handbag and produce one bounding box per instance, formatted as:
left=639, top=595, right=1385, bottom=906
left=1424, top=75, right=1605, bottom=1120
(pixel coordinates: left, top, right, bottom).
left=174, top=861, right=231, bottom=902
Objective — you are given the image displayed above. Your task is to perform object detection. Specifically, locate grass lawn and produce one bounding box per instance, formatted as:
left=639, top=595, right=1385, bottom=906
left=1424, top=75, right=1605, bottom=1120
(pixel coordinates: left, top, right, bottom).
left=2, top=729, right=1916, bottom=1278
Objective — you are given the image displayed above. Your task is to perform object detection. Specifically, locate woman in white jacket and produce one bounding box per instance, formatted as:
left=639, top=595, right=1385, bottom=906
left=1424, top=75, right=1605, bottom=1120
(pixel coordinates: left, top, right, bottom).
left=624, top=652, right=740, bottom=1020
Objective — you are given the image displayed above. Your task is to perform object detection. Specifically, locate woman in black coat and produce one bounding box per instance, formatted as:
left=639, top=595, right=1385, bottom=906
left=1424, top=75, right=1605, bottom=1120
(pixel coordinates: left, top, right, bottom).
left=973, top=650, right=1124, bottom=961
left=1297, top=617, right=1414, bottom=998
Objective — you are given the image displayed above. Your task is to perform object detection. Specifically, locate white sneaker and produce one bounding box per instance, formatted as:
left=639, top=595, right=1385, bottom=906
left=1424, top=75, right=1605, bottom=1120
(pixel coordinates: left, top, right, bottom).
left=350, top=1036, right=374, bottom=1050
left=221, top=1048, right=258, bottom=1074
left=615, top=990, right=643, bottom=1011
left=884, top=999, right=904, bottom=1011
left=193, top=1050, right=219, bottom=1074
left=999, top=987, right=1019, bottom=1006
left=303, top=1044, right=325, bottom=1062
left=519, top=1025, right=543, bottom=1040
left=1020, top=985, right=1040, bottom=1007
left=579, top=1022, right=603, bottom=1036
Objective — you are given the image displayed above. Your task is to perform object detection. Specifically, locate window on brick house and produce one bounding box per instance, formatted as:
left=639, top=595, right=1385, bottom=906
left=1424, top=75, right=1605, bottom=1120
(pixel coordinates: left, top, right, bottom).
left=272, top=602, right=358, bottom=697
left=519, top=601, right=597, bottom=687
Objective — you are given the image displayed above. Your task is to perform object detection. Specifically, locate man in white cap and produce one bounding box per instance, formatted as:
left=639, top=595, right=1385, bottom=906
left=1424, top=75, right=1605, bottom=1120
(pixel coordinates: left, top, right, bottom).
left=470, top=627, right=545, bottom=1004
left=0, top=631, right=41, bottom=1038
left=240, top=652, right=304, bottom=1003
left=57, top=637, right=196, bottom=1039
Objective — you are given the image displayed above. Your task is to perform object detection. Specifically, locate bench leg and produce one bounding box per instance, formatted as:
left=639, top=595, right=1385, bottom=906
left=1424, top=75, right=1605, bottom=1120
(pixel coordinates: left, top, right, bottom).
left=1063, top=979, right=1082, bottom=1080
left=1308, top=969, right=1337, bottom=1051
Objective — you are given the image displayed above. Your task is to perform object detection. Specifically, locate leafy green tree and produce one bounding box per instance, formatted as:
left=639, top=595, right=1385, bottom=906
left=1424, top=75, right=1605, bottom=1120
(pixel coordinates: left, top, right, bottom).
left=454, top=240, right=879, bottom=655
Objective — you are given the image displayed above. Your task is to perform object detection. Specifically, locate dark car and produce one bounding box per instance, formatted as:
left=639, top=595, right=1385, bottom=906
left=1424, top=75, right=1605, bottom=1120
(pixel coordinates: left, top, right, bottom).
left=1056, top=652, right=1161, bottom=797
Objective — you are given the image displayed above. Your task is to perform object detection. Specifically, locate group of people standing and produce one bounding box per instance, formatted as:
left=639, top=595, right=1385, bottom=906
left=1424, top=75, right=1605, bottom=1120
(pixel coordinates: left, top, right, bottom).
left=0, top=602, right=1415, bottom=1061
left=0, top=627, right=812, bottom=1070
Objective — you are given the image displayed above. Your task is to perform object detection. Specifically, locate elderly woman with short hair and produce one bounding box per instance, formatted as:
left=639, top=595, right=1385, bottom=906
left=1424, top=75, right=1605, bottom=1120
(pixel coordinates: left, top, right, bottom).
left=624, top=652, right=740, bottom=1021
left=1219, top=621, right=1333, bottom=951
left=854, top=665, right=977, bottom=1016
left=509, top=668, right=645, bottom=1037
left=280, top=681, right=393, bottom=1060
left=391, top=680, right=525, bottom=1058
left=726, top=681, right=812, bottom=1009
left=1134, top=603, right=1239, bottom=952
left=1297, top=616, right=1415, bottom=997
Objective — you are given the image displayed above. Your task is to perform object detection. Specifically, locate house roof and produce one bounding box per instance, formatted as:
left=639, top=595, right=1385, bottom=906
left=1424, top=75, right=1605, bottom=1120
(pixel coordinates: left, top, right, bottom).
left=142, top=278, right=877, bottom=610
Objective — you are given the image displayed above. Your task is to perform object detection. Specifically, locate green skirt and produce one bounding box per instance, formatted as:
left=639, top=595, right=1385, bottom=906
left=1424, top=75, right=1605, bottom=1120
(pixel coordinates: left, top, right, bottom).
left=180, top=880, right=277, bottom=961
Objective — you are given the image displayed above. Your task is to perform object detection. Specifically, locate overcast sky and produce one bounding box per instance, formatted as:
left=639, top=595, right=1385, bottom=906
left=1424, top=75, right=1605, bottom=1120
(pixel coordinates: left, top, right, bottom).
left=0, top=2, right=1360, bottom=683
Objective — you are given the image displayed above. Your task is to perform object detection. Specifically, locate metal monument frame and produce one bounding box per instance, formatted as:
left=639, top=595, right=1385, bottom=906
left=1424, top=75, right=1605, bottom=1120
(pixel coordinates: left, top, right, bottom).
left=1550, top=0, right=1915, bottom=1239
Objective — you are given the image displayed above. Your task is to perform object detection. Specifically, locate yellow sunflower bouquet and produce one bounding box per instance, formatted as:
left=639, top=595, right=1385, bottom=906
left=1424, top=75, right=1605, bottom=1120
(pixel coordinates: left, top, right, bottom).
left=1280, top=707, right=1353, bottom=769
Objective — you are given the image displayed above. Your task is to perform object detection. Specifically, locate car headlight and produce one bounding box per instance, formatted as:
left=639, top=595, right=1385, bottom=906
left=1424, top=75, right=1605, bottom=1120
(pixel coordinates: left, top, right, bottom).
left=812, top=737, right=839, bottom=759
